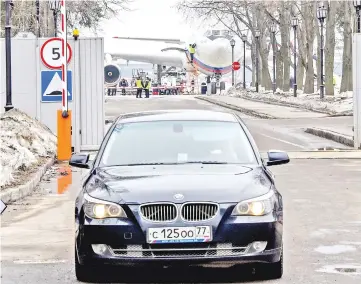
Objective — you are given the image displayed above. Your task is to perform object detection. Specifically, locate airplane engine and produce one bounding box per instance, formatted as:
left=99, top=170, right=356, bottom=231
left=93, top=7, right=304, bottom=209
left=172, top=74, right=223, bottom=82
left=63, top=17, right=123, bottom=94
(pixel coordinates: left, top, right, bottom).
left=104, top=64, right=121, bottom=87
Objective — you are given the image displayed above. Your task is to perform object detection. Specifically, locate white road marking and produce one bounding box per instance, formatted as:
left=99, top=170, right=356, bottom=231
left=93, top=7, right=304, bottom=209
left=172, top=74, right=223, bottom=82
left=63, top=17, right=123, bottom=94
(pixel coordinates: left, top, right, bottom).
left=13, top=259, right=67, bottom=264
left=315, top=245, right=357, bottom=255
left=259, top=133, right=307, bottom=149
left=316, top=264, right=361, bottom=276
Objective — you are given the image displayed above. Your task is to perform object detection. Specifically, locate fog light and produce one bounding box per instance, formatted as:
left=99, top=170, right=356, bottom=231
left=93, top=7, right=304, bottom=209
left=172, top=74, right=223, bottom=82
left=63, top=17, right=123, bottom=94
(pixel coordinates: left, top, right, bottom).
left=247, top=241, right=267, bottom=254
left=92, top=244, right=108, bottom=255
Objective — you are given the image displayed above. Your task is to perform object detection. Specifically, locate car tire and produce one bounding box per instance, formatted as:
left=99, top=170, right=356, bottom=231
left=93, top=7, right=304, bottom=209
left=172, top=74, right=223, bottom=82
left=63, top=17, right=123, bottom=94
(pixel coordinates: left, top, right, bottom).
left=258, top=246, right=283, bottom=280
left=75, top=248, right=98, bottom=283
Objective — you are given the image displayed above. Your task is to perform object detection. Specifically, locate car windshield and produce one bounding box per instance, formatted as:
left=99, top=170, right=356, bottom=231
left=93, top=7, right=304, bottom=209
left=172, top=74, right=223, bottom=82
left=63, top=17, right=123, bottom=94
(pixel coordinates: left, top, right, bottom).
left=100, top=120, right=258, bottom=166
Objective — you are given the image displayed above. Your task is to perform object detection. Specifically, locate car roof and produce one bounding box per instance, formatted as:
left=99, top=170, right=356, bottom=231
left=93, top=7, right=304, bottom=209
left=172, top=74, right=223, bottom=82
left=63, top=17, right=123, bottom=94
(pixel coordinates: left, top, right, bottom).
left=116, top=109, right=238, bottom=124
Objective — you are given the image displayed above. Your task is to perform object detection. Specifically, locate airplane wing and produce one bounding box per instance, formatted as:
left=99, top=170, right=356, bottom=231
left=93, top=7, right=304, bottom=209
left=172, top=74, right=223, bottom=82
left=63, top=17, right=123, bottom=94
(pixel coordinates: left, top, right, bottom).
left=109, top=37, right=186, bottom=67
left=113, top=36, right=185, bottom=45
left=109, top=52, right=184, bottom=67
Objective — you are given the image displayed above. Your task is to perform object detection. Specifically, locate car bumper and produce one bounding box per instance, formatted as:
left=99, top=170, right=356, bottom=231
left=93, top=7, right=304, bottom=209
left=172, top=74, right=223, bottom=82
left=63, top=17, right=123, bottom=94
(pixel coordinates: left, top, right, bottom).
left=79, top=246, right=281, bottom=267
left=76, top=215, right=282, bottom=267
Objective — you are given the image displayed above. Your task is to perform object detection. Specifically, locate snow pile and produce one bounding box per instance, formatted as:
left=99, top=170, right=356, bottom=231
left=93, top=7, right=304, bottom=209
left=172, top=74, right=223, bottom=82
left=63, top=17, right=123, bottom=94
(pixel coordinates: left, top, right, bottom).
left=0, top=108, right=56, bottom=189
left=227, top=86, right=353, bottom=115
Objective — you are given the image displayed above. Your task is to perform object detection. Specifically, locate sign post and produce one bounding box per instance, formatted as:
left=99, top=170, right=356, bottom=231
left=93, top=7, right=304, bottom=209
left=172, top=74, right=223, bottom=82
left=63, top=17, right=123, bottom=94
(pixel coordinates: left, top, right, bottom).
left=232, top=62, right=240, bottom=87
left=353, top=34, right=361, bottom=149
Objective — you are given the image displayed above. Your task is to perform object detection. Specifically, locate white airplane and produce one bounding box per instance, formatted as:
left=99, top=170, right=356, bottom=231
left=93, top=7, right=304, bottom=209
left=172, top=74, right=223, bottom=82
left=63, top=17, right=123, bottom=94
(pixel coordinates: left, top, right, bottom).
left=104, top=30, right=252, bottom=92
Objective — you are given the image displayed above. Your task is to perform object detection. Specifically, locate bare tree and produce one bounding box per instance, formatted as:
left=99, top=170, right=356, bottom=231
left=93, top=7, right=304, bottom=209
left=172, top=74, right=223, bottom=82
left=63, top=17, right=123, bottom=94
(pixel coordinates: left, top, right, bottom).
left=340, top=0, right=353, bottom=93
left=0, top=0, right=131, bottom=37
left=279, top=1, right=291, bottom=91
left=324, top=1, right=338, bottom=96
left=303, top=2, right=316, bottom=94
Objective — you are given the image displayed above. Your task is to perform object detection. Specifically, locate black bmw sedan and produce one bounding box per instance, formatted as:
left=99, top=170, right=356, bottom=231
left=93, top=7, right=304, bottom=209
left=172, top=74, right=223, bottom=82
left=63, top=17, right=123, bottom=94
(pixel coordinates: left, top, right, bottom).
left=70, top=109, right=289, bottom=282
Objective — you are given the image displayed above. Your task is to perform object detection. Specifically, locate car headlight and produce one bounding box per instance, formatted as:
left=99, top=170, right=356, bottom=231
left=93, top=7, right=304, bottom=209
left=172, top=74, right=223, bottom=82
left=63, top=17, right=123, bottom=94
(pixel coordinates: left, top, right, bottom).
left=83, top=193, right=127, bottom=219
left=231, top=190, right=275, bottom=216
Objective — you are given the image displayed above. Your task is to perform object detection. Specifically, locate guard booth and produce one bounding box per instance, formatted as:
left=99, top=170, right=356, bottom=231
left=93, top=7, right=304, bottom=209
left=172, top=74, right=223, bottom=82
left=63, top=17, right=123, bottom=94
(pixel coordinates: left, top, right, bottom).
left=0, top=34, right=105, bottom=153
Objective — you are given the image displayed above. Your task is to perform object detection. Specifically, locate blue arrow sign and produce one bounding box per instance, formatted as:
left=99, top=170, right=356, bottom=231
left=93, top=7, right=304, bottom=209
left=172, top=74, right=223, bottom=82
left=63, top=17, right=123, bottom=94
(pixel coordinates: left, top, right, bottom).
left=41, top=70, right=72, bottom=102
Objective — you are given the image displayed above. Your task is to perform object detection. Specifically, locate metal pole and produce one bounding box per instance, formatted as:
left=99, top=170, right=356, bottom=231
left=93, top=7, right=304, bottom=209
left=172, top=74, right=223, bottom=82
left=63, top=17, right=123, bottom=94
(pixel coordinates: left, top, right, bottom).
left=4, top=0, right=14, bottom=112
left=357, top=8, right=361, bottom=33
left=293, top=26, right=297, bottom=97
left=243, top=41, right=246, bottom=89
left=36, top=0, right=40, bottom=37
left=53, top=10, right=57, bottom=37
left=61, top=0, right=68, bottom=116
left=231, top=46, right=235, bottom=86
left=272, top=32, right=276, bottom=93
left=256, top=38, right=259, bottom=93
left=320, top=21, right=325, bottom=99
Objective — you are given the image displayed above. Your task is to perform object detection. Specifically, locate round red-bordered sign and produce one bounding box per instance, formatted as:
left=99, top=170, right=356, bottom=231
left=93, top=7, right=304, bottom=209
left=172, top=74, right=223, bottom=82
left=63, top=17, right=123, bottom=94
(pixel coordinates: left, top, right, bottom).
left=40, top=38, right=72, bottom=69
left=232, top=62, right=241, bottom=71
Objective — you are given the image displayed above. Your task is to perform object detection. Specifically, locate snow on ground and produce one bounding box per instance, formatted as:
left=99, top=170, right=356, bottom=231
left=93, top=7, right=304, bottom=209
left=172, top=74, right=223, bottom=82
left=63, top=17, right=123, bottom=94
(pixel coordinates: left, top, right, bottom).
left=0, top=109, right=56, bottom=190
left=227, top=86, right=353, bottom=115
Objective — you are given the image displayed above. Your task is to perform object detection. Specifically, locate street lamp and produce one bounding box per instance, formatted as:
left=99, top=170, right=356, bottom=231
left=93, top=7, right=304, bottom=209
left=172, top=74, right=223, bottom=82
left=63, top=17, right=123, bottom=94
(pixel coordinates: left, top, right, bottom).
left=241, top=34, right=247, bottom=89
left=4, top=0, right=14, bottom=112
left=48, top=0, right=61, bottom=37
left=230, top=38, right=236, bottom=86
left=317, top=4, right=327, bottom=99
left=291, top=17, right=299, bottom=97
left=270, top=22, right=277, bottom=93
left=354, top=0, right=361, bottom=33
left=255, top=29, right=260, bottom=93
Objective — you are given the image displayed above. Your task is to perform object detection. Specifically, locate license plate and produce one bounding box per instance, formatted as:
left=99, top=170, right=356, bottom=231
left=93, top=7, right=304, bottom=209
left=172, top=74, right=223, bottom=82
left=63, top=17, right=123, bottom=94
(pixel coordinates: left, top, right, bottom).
left=147, top=226, right=212, bottom=244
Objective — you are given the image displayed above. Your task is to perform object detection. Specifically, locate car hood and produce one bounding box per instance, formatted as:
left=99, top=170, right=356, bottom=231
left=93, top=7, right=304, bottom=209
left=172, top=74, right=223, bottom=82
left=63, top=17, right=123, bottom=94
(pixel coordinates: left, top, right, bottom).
left=86, top=165, right=272, bottom=204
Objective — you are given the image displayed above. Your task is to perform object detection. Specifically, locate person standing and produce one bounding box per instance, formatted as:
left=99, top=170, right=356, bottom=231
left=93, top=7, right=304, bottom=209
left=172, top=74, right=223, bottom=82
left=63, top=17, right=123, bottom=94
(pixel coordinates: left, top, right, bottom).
left=111, top=83, right=117, bottom=96
left=136, top=77, right=142, bottom=98
left=120, top=78, right=127, bottom=95
left=188, top=43, right=196, bottom=63
left=145, top=77, right=151, bottom=98
left=143, top=77, right=151, bottom=98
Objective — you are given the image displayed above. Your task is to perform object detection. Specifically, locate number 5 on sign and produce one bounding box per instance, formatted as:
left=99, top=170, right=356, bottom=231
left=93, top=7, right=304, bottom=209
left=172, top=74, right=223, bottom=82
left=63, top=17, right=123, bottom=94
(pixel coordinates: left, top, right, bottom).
left=40, top=38, right=72, bottom=70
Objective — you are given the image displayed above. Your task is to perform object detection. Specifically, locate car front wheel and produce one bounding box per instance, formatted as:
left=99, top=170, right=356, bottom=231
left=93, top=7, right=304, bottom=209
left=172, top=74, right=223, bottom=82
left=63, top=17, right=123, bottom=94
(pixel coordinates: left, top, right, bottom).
left=75, top=248, right=99, bottom=282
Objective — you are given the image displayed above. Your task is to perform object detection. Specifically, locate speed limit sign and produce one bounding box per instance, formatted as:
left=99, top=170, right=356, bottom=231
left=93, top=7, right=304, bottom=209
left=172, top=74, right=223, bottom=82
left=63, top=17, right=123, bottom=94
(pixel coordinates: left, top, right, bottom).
left=40, top=38, right=72, bottom=69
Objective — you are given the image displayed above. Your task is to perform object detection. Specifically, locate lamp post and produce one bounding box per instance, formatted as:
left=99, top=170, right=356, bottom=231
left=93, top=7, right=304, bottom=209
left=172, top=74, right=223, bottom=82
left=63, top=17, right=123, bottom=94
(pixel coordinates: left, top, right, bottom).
left=317, top=4, right=327, bottom=99
left=241, top=34, right=247, bottom=89
left=355, top=0, right=361, bottom=33
left=48, top=0, right=61, bottom=37
left=4, top=0, right=14, bottom=112
left=255, top=29, right=260, bottom=93
left=291, top=17, right=299, bottom=97
left=230, top=38, right=236, bottom=86
left=270, top=23, right=277, bottom=93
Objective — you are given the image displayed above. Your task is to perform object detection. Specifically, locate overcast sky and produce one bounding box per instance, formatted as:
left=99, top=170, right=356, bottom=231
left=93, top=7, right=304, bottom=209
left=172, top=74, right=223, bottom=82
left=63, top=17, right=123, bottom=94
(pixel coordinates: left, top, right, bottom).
left=83, top=0, right=210, bottom=55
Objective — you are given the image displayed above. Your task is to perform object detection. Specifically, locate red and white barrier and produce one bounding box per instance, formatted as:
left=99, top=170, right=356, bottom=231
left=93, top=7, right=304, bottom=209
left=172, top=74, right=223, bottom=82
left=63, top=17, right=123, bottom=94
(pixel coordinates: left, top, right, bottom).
left=60, top=0, right=68, bottom=114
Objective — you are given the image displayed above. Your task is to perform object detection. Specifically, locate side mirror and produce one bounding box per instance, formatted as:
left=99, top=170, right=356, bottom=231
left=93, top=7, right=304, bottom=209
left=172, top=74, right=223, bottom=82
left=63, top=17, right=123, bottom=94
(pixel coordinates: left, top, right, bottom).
left=266, top=150, right=290, bottom=166
left=69, top=153, right=90, bottom=169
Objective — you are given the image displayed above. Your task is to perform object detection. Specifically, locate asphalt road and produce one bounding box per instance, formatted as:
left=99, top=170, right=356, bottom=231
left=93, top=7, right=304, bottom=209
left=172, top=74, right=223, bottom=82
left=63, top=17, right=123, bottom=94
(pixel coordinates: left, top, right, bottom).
left=1, top=96, right=360, bottom=284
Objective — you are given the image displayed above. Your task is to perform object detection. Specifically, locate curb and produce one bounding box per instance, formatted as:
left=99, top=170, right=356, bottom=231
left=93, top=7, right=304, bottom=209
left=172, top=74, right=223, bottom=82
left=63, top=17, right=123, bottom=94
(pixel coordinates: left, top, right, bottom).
left=195, top=96, right=277, bottom=119
left=234, top=94, right=352, bottom=117
left=305, top=127, right=354, bottom=147
left=0, top=156, right=56, bottom=204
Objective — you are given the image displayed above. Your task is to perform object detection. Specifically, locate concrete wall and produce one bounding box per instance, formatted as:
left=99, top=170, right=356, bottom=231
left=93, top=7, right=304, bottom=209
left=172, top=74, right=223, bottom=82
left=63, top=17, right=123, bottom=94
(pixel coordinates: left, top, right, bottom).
left=0, top=37, right=105, bottom=152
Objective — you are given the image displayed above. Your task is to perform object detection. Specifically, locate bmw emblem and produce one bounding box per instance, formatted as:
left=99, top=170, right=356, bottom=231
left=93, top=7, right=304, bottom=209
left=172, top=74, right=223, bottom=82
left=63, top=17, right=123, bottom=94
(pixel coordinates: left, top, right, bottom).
left=173, top=194, right=184, bottom=201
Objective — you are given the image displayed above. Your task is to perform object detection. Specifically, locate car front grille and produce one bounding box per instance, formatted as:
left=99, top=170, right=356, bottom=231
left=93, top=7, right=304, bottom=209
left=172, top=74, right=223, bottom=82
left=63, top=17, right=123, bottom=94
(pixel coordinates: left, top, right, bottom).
left=139, top=202, right=219, bottom=222
left=181, top=203, right=218, bottom=221
left=140, top=203, right=177, bottom=222
left=110, top=243, right=248, bottom=258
